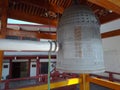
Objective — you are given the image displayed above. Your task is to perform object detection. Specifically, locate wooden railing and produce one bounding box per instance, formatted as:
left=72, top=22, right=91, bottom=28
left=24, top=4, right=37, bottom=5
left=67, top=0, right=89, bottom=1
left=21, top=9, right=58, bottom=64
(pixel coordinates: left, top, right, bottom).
left=0, top=72, right=78, bottom=90
left=1, top=71, right=120, bottom=90
left=0, top=76, right=40, bottom=90
left=91, top=71, right=120, bottom=82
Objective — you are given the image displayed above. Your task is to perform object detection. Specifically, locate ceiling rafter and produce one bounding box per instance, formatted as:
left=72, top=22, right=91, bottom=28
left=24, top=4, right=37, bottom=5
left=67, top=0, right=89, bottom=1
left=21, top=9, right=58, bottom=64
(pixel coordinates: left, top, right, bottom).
left=50, top=3, right=64, bottom=14
left=88, top=0, right=120, bottom=15
left=8, top=10, right=58, bottom=26
left=65, top=0, right=72, bottom=8
left=10, top=0, right=64, bottom=14
left=0, top=0, right=119, bottom=26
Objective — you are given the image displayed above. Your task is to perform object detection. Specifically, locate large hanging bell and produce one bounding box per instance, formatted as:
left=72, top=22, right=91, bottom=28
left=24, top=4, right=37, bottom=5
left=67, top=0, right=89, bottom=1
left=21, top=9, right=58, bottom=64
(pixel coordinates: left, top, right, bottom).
left=56, top=2, right=105, bottom=73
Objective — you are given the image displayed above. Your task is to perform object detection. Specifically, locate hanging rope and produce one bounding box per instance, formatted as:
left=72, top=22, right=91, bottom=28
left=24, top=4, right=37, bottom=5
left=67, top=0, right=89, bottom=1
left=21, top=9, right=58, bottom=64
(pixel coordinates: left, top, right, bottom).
left=47, top=1, right=52, bottom=88
left=47, top=0, right=60, bottom=89
left=48, top=41, right=52, bottom=90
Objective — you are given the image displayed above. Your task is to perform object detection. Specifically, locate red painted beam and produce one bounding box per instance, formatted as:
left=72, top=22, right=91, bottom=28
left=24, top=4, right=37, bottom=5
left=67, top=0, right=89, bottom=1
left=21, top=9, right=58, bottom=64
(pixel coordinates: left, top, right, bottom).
left=4, top=55, right=56, bottom=60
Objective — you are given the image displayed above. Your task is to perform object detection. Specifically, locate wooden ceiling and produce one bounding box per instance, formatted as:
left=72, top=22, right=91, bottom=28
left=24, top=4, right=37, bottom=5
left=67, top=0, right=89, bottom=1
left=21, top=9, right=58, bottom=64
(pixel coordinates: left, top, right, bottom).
left=0, top=0, right=120, bottom=26
left=0, top=0, right=120, bottom=40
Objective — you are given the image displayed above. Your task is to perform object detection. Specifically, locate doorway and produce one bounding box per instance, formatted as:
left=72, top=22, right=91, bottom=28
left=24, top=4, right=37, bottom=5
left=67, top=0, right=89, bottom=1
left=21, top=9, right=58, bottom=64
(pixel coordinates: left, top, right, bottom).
left=12, top=62, right=28, bottom=78
left=40, top=62, right=48, bottom=74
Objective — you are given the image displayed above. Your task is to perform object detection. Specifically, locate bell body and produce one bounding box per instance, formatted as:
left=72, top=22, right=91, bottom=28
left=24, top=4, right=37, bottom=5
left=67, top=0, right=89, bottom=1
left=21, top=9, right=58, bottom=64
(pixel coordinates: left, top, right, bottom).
left=56, top=4, right=105, bottom=73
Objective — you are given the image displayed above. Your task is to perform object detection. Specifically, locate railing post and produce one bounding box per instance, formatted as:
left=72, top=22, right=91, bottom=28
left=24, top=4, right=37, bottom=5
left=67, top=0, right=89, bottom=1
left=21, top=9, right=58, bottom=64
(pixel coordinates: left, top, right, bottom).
left=109, top=73, right=113, bottom=81
left=80, top=74, right=90, bottom=90
left=36, top=58, right=40, bottom=84
left=5, top=80, right=9, bottom=90
left=27, top=59, right=31, bottom=77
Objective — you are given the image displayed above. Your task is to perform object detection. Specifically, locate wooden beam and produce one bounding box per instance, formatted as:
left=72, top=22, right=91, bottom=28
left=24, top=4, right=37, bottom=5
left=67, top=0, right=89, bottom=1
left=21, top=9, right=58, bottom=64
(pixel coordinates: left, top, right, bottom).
left=4, top=55, right=56, bottom=60
left=6, top=28, right=38, bottom=38
left=1, top=28, right=120, bottom=40
left=5, top=28, right=56, bottom=40
left=88, top=77, right=120, bottom=89
left=11, top=0, right=64, bottom=14
left=101, top=29, right=120, bottom=38
left=99, top=13, right=120, bottom=24
left=8, top=10, right=58, bottom=26
left=108, top=0, right=120, bottom=8
left=18, top=78, right=80, bottom=90
left=37, top=32, right=56, bottom=40
left=88, top=0, right=120, bottom=15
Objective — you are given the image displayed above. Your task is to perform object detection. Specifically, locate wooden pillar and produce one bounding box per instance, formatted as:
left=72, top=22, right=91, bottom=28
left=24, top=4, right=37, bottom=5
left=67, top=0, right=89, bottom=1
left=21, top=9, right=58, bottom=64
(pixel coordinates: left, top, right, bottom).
left=0, top=35, right=5, bottom=80
left=0, top=51, right=4, bottom=80
left=80, top=74, right=90, bottom=90
left=0, top=0, right=8, bottom=80
left=1, top=0, right=8, bottom=35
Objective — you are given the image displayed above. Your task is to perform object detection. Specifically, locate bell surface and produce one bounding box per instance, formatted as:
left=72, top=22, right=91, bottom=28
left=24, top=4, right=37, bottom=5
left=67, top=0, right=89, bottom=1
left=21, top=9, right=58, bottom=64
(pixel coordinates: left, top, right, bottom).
left=56, top=3, right=105, bottom=73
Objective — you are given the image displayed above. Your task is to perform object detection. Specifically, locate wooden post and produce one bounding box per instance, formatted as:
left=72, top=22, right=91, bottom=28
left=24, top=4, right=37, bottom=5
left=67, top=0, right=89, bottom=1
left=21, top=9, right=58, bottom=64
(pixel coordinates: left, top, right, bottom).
left=109, top=73, right=113, bottom=81
left=0, top=51, right=4, bottom=80
left=0, top=35, right=5, bottom=80
left=80, top=74, right=90, bottom=90
left=1, top=0, right=8, bottom=35
left=0, top=0, right=8, bottom=80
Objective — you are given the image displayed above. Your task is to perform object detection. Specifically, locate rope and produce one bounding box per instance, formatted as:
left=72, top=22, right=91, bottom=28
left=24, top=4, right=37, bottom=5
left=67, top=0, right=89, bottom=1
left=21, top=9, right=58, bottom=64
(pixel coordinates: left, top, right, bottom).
left=47, top=1, right=51, bottom=89
left=47, top=0, right=59, bottom=89
left=48, top=41, right=52, bottom=90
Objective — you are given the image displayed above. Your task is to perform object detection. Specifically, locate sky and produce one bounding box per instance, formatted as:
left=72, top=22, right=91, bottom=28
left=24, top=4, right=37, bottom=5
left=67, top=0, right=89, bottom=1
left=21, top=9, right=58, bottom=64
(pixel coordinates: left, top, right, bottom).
left=8, top=18, right=41, bottom=25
